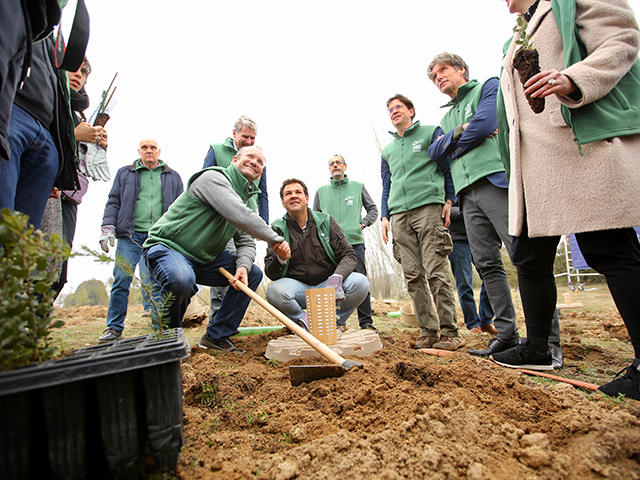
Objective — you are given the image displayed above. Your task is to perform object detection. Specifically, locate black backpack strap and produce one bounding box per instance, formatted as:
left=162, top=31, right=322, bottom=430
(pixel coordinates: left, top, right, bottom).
left=54, top=0, right=90, bottom=72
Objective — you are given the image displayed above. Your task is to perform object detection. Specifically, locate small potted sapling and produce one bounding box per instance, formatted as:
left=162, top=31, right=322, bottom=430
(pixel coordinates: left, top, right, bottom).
left=512, top=15, right=545, bottom=114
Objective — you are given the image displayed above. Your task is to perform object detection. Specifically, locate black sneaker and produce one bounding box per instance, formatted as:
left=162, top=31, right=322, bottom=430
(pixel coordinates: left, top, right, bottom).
left=598, top=359, right=640, bottom=401
left=491, top=339, right=553, bottom=371
left=198, top=333, right=245, bottom=354
left=467, top=337, right=519, bottom=357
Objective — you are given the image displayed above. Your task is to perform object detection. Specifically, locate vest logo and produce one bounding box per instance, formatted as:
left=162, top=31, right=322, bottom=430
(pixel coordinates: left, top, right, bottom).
left=465, top=104, right=474, bottom=120
left=412, top=139, right=424, bottom=153
left=345, top=195, right=355, bottom=206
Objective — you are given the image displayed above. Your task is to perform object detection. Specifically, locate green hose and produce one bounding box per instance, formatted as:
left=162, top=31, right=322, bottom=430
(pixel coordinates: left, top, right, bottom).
left=231, top=326, right=284, bottom=337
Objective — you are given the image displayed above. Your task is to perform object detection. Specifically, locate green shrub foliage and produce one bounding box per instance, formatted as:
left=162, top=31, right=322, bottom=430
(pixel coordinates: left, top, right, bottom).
left=0, top=209, right=69, bottom=370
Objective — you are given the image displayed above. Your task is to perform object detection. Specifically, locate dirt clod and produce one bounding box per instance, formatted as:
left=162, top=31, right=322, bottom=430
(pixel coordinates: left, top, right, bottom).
left=513, top=47, right=545, bottom=114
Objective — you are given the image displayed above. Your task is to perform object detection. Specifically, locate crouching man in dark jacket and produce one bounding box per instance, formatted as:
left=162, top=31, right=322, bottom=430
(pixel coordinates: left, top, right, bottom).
left=265, top=178, right=369, bottom=332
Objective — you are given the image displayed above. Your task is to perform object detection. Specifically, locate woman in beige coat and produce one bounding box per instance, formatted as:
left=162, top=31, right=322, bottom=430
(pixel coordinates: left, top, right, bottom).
left=495, top=0, right=640, bottom=400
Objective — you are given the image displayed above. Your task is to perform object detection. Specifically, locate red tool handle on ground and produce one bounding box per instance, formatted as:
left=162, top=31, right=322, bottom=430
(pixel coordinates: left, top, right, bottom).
left=418, top=349, right=599, bottom=391
left=218, top=268, right=361, bottom=370
left=519, top=369, right=599, bottom=391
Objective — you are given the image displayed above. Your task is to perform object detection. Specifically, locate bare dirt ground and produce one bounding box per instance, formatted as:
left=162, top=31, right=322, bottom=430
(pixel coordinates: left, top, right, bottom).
left=53, top=297, right=640, bottom=479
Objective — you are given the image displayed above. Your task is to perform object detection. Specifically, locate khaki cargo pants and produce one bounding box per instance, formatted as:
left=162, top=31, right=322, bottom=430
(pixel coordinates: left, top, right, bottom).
left=391, top=204, right=459, bottom=338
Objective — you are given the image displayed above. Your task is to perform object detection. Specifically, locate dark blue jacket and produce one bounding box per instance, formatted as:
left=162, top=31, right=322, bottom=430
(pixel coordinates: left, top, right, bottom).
left=101, top=160, right=183, bottom=238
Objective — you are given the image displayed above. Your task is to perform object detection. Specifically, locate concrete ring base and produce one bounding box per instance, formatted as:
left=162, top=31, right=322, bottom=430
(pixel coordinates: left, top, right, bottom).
left=265, top=329, right=383, bottom=362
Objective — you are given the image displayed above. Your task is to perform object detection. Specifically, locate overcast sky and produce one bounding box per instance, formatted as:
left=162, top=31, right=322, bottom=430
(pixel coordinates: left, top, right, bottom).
left=58, top=0, right=640, bottom=296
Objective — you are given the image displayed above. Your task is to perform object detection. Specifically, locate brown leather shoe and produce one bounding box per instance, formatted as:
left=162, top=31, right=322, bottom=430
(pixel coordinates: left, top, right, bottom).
left=482, top=323, right=499, bottom=335
left=469, top=326, right=483, bottom=334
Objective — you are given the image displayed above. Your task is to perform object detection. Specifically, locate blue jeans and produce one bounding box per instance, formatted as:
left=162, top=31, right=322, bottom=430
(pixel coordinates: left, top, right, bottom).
left=207, top=238, right=236, bottom=327
left=143, top=244, right=263, bottom=340
left=140, top=257, right=152, bottom=311
left=266, top=273, right=369, bottom=326
left=1, top=105, right=59, bottom=228
left=105, top=232, right=152, bottom=331
left=449, top=241, right=494, bottom=329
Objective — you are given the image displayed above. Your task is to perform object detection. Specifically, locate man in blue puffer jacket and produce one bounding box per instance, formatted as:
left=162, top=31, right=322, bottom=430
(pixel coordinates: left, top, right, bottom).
left=98, top=138, right=183, bottom=343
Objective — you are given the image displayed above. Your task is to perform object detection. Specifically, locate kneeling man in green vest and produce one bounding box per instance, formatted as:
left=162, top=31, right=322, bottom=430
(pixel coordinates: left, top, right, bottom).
left=143, top=146, right=290, bottom=354
left=265, top=178, right=370, bottom=331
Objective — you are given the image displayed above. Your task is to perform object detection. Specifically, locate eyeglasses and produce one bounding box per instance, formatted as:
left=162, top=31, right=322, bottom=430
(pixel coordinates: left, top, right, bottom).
left=388, top=104, right=404, bottom=115
left=328, top=160, right=344, bottom=167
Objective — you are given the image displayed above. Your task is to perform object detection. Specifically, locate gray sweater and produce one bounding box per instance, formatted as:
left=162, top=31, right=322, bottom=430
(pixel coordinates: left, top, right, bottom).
left=189, top=170, right=283, bottom=271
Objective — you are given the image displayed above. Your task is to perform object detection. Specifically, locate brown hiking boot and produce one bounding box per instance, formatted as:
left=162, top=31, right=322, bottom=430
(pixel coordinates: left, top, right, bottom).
left=433, top=335, right=465, bottom=351
left=415, top=335, right=439, bottom=349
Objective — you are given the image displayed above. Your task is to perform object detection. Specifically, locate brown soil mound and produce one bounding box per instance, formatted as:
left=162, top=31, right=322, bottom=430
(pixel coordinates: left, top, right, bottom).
left=177, top=306, right=640, bottom=480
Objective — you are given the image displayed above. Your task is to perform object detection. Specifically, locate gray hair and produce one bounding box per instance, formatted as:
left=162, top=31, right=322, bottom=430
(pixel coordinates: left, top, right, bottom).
left=426, top=53, right=470, bottom=82
left=236, top=145, right=266, bottom=163
left=233, top=115, right=258, bottom=134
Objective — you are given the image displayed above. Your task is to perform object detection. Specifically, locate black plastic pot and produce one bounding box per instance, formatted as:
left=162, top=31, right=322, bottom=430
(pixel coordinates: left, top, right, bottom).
left=0, top=328, right=191, bottom=479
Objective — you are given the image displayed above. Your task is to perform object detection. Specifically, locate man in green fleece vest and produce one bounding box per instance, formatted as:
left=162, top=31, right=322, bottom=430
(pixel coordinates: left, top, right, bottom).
left=427, top=53, right=562, bottom=367
left=313, top=154, right=379, bottom=332
left=201, top=116, right=269, bottom=337
left=381, top=93, right=463, bottom=351
left=265, top=178, right=369, bottom=332
left=143, top=146, right=289, bottom=354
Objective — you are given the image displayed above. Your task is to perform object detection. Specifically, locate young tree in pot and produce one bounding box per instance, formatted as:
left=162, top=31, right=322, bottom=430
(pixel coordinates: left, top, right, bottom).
left=512, top=15, right=545, bottom=114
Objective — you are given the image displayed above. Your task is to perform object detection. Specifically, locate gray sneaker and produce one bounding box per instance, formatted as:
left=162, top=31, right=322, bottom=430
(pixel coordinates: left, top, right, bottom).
left=198, top=333, right=245, bottom=354
left=99, top=328, right=123, bottom=343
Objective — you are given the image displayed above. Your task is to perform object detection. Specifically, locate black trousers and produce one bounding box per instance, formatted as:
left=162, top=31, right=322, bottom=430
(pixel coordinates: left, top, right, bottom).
left=352, top=243, right=373, bottom=326
left=512, top=220, right=640, bottom=358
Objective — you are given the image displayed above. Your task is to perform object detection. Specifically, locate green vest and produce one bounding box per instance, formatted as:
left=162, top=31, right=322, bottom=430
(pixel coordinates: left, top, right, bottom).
left=381, top=121, right=444, bottom=216
left=271, top=210, right=337, bottom=277
left=497, top=0, right=640, bottom=177
left=440, top=79, right=505, bottom=195
left=552, top=0, right=640, bottom=144
left=316, top=176, right=364, bottom=245
left=145, top=164, right=259, bottom=264
left=211, top=137, right=259, bottom=212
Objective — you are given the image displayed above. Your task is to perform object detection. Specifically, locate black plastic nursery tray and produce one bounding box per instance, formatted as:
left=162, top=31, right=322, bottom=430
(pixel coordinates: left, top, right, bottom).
left=0, top=328, right=191, bottom=480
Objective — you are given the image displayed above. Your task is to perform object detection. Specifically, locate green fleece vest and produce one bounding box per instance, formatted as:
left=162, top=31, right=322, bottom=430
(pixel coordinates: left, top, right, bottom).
left=211, top=137, right=259, bottom=212
left=497, top=0, right=640, bottom=177
left=440, top=79, right=505, bottom=195
left=552, top=0, right=640, bottom=144
left=271, top=210, right=337, bottom=277
left=145, top=164, right=258, bottom=264
left=316, top=176, right=364, bottom=245
left=381, top=122, right=444, bottom=216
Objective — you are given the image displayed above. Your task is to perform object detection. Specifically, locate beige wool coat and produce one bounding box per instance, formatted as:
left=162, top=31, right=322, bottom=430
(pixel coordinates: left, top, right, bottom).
left=500, top=0, right=640, bottom=238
